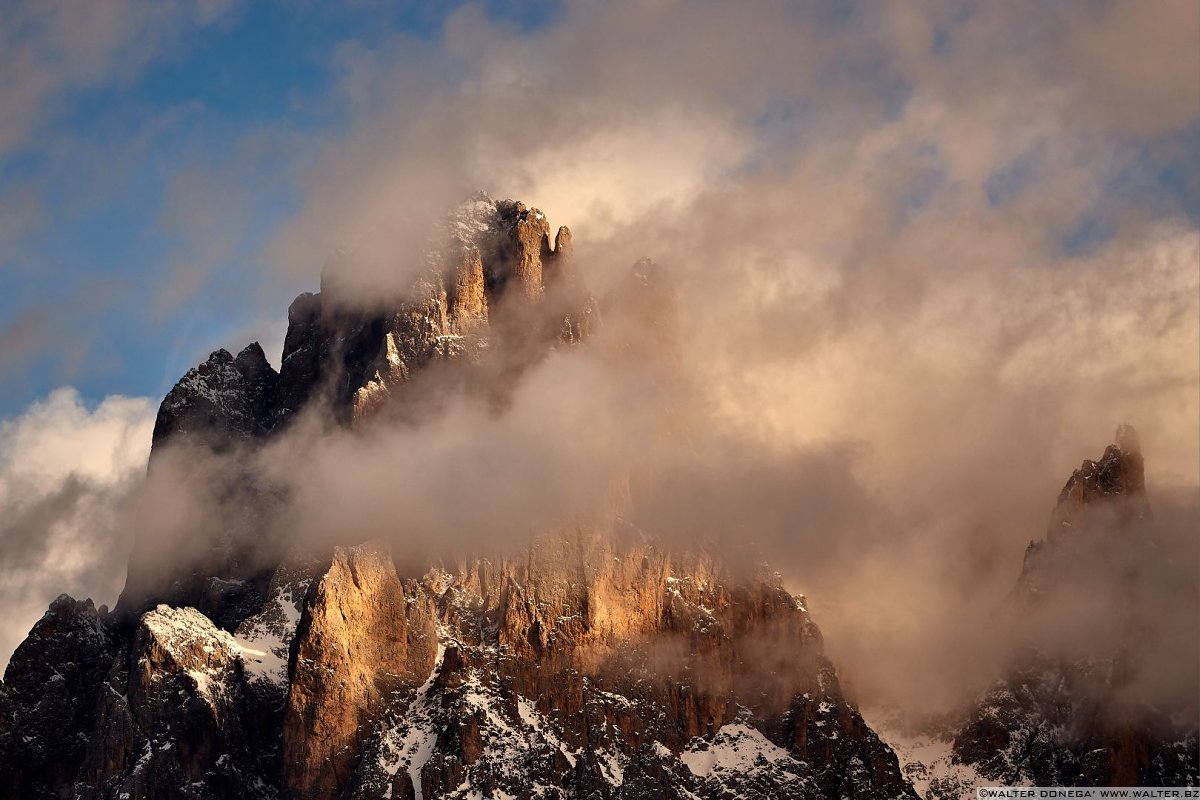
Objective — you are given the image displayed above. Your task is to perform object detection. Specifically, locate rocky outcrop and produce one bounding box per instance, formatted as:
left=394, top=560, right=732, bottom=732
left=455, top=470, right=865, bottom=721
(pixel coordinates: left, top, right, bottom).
left=282, top=544, right=437, bottom=800
left=947, top=426, right=1199, bottom=790
left=0, top=193, right=920, bottom=800
left=1045, top=422, right=1150, bottom=539
left=152, top=194, right=586, bottom=451
left=491, top=198, right=556, bottom=303
left=272, top=193, right=587, bottom=429
left=0, top=595, right=114, bottom=800
left=151, top=343, right=279, bottom=456
left=448, top=247, right=488, bottom=335
left=75, top=605, right=268, bottom=800
left=952, top=659, right=1197, bottom=788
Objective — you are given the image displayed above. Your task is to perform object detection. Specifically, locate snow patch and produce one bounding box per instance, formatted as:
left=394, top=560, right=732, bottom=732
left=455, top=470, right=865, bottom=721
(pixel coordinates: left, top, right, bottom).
left=234, top=582, right=308, bottom=686
left=681, top=723, right=791, bottom=778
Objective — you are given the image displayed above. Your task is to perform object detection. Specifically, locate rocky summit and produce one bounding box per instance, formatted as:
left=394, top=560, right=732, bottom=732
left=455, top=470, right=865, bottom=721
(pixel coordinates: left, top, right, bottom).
left=0, top=196, right=917, bottom=800
left=951, top=426, right=1197, bottom=789
left=880, top=426, right=1199, bottom=798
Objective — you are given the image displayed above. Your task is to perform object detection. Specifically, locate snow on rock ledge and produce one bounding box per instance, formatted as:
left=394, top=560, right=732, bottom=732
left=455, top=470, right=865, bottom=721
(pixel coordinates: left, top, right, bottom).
left=234, top=554, right=320, bottom=687
left=682, top=723, right=791, bottom=777
left=136, top=605, right=240, bottom=710
left=681, top=721, right=816, bottom=797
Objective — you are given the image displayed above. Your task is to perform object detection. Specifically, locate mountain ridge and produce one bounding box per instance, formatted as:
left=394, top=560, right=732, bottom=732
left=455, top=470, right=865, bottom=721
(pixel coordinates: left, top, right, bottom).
left=879, top=425, right=1199, bottom=797
left=0, top=195, right=917, bottom=800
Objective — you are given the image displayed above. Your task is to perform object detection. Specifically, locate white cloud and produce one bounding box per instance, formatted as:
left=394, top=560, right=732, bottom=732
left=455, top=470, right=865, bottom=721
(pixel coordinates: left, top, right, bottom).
left=253, top=0, right=1198, bottom=712
left=0, top=388, right=154, bottom=666
left=0, top=0, right=239, bottom=157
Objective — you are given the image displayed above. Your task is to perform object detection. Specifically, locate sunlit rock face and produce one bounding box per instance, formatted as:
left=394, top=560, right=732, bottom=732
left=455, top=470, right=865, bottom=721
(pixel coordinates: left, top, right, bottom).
left=7, top=539, right=915, bottom=799
left=281, top=543, right=438, bottom=800
left=59, top=533, right=914, bottom=799
left=153, top=193, right=584, bottom=455
left=0, top=196, right=917, bottom=799
left=336, top=526, right=914, bottom=800
left=274, top=192, right=585, bottom=429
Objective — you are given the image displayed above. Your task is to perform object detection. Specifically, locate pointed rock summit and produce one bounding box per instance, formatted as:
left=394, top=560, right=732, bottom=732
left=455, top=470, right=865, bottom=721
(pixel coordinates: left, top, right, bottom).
left=946, top=425, right=1198, bottom=789
left=0, top=194, right=919, bottom=800
left=151, top=343, right=279, bottom=455
left=1047, top=424, right=1151, bottom=538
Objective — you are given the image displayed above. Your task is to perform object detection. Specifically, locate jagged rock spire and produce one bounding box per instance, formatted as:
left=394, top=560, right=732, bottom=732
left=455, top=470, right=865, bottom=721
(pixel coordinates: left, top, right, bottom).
left=1047, top=424, right=1150, bottom=538
left=954, top=423, right=1197, bottom=788
left=1115, top=422, right=1140, bottom=455
left=2, top=194, right=924, bottom=800
left=150, top=342, right=279, bottom=456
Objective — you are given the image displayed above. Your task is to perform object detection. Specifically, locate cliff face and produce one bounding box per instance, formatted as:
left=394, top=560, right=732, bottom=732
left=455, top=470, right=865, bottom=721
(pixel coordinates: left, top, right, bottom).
left=871, top=429, right=1198, bottom=799
left=336, top=526, right=911, bottom=800
left=913, top=428, right=1197, bottom=796
left=0, top=195, right=916, bottom=799
left=1043, top=423, right=1151, bottom=542
left=282, top=545, right=438, bottom=800
left=1, top=540, right=916, bottom=800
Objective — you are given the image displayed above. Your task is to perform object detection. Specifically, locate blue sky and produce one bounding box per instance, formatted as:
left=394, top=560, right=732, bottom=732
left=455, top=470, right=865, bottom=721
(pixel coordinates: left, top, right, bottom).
left=0, top=0, right=557, bottom=417
left=1, top=0, right=1197, bottom=423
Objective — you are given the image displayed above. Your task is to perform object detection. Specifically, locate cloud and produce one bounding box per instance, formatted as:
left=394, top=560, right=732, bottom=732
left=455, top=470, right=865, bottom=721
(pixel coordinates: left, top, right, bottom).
left=0, top=388, right=154, bottom=666
left=247, top=0, right=1199, bottom=714
left=0, top=0, right=239, bottom=158
left=5, top=0, right=1198, bottom=717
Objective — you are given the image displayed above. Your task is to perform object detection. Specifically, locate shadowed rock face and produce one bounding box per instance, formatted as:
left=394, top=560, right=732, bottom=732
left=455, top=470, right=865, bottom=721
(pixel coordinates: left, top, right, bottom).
left=70, top=605, right=270, bottom=800
left=0, top=596, right=114, bottom=800
left=1046, top=422, right=1150, bottom=540
left=949, top=426, right=1198, bottom=789
left=151, top=343, right=280, bottom=457
left=0, top=195, right=919, bottom=799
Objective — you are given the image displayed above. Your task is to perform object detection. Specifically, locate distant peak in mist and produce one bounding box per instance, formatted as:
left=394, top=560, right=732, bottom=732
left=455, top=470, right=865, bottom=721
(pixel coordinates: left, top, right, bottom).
left=1047, top=423, right=1151, bottom=540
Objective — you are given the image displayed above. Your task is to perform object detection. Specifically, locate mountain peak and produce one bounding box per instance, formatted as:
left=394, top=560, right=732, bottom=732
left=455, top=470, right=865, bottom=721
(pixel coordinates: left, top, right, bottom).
left=150, top=343, right=280, bottom=454
left=2, top=196, right=921, bottom=800
left=1047, top=426, right=1150, bottom=538
left=950, top=422, right=1196, bottom=789
left=1115, top=422, right=1141, bottom=456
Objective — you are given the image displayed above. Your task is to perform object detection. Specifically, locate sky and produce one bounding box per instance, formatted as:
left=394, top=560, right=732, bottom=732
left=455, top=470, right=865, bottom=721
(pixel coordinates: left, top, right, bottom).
left=1, top=1, right=1197, bottom=411
left=0, top=0, right=547, bottom=413
left=0, top=0, right=1197, bottom=706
